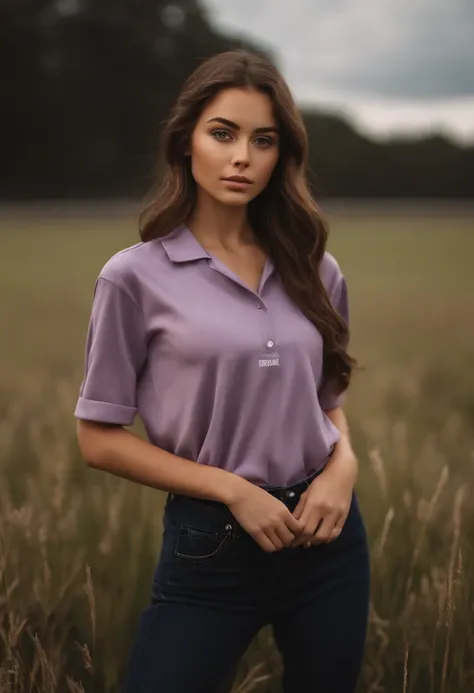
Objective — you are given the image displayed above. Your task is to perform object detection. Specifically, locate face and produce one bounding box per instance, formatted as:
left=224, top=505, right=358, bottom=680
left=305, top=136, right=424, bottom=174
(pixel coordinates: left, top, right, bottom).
left=187, top=88, right=280, bottom=207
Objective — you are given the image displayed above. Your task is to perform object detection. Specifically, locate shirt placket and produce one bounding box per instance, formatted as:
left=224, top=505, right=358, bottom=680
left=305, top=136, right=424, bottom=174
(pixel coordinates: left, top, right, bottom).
left=209, top=260, right=279, bottom=362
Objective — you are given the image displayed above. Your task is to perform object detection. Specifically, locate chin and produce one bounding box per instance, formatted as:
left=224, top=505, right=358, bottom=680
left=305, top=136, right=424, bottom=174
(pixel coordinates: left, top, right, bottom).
left=213, top=192, right=253, bottom=207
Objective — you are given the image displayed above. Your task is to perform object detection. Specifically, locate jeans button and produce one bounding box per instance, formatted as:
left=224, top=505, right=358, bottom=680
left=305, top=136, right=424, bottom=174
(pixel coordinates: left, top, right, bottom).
left=286, top=490, right=295, bottom=498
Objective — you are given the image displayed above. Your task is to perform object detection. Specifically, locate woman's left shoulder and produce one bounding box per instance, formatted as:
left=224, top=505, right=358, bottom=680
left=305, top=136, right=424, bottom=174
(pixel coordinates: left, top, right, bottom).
left=319, top=251, right=345, bottom=293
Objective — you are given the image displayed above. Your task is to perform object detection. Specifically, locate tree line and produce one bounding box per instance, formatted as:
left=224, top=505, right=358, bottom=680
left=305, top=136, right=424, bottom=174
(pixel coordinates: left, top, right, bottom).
left=2, top=0, right=473, bottom=199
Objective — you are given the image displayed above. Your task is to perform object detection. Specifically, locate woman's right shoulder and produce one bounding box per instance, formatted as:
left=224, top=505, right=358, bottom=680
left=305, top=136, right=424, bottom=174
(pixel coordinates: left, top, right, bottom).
left=97, top=239, right=163, bottom=294
left=99, top=242, right=144, bottom=285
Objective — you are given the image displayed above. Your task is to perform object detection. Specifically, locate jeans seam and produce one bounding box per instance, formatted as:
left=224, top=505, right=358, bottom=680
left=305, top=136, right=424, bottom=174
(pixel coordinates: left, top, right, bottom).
left=174, top=524, right=232, bottom=562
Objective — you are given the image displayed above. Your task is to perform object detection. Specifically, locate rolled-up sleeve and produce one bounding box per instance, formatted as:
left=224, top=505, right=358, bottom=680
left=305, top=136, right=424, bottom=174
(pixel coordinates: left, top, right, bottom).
left=318, top=274, right=350, bottom=411
left=74, top=276, right=147, bottom=425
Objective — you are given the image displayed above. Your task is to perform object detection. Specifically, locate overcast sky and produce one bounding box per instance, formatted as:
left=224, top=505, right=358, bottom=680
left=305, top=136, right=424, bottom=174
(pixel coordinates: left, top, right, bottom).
left=201, top=0, right=474, bottom=143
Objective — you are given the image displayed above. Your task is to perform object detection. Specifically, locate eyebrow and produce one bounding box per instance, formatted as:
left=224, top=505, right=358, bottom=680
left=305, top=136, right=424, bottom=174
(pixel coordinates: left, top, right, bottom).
left=206, top=117, right=279, bottom=134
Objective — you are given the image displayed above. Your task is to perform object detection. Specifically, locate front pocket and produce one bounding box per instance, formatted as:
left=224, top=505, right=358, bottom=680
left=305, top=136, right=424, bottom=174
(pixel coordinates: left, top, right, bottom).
left=174, top=523, right=231, bottom=562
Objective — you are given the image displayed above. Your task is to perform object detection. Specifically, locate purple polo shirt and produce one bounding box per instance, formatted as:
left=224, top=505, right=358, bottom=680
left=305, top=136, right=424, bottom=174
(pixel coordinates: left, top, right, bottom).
left=74, top=224, right=349, bottom=486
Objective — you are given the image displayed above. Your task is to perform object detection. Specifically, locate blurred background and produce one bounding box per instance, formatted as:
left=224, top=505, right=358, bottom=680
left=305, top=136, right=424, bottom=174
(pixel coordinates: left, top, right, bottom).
left=1, top=0, right=474, bottom=198
left=1, top=2, right=473, bottom=692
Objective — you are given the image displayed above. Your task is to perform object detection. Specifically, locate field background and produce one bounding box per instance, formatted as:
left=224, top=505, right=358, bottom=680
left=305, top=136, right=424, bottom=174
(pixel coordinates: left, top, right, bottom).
left=0, top=202, right=473, bottom=692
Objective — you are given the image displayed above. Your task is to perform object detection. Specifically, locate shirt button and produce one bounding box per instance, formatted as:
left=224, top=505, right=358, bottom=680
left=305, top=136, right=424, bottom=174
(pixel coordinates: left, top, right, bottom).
left=257, top=304, right=262, bottom=310
left=266, top=340, right=274, bottom=349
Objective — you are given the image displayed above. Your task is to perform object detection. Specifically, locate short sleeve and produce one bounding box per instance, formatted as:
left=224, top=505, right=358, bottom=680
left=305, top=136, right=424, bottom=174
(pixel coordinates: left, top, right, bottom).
left=318, top=274, right=350, bottom=411
left=74, top=277, right=147, bottom=425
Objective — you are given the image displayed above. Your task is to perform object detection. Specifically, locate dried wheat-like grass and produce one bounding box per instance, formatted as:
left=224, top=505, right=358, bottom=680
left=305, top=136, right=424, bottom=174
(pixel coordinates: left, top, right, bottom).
left=369, top=447, right=388, bottom=501
left=66, top=677, right=86, bottom=693
left=440, top=486, right=466, bottom=693
left=366, top=603, right=391, bottom=693
left=403, top=643, right=409, bottom=693
left=373, top=506, right=395, bottom=563
left=84, top=564, right=96, bottom=655
left=405, top=465, right=449, bottom=595
left=2, top=362, right=474, bottom=692
left=33, top=634, right=56, bottom=693
left=75, top=642, right=93, bottom=675
left=231, top=662, right=275, bottom=693
left=0, top=657, right=24, bottom=693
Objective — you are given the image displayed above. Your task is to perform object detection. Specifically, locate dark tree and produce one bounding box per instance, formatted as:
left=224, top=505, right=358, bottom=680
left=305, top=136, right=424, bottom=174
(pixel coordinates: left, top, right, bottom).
left=1, top=1, right=473, bottom=199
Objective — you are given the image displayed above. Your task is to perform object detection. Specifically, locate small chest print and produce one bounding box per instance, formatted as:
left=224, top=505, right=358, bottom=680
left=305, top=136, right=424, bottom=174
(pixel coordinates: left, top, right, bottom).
left=259, top=358, right=280, bottom=368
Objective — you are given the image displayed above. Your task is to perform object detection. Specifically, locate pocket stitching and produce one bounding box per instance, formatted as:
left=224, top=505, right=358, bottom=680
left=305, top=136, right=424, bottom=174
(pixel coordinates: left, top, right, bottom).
left=174, top=523, right=231, bottom=561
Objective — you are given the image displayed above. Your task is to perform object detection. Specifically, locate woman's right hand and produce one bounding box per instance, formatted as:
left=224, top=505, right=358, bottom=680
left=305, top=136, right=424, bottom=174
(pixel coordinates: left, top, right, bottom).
left=227, top=480, right=304, bottom=552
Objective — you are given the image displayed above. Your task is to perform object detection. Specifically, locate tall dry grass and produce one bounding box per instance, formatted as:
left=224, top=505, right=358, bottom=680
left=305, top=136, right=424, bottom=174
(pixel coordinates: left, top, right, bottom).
left=1, top=206, right=473, bottom=691
left=1, top=360, right=473, bottom=693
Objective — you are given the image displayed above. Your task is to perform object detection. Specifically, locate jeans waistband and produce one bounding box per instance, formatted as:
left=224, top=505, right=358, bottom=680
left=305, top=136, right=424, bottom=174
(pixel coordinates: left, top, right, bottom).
left=165, top=454, right=336, bottom=542
left=257, top=466, right=324, bottom=502
left=168, top=447, right=335, bottom=509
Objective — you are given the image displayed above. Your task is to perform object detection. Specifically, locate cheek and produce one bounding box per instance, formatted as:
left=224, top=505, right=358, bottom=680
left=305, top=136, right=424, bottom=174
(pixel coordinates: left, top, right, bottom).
left=257, top=151, right=279, bottom=186
left=190, top=137, right=223, bottom=180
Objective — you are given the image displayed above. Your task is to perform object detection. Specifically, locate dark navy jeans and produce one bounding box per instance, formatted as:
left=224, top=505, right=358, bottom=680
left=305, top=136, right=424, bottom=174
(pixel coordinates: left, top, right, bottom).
left=122, top=469, right=370, bottom=692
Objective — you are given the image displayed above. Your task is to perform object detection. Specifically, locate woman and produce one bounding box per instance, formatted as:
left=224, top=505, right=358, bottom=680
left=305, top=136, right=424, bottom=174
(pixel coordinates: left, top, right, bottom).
left=75, top=49, right=370, bottom=693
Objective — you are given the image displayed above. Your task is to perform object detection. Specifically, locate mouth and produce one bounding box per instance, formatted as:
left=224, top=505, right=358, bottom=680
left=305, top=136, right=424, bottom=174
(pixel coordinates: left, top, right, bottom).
left=221, top=176, right=253, bottom=189
left=223, top=175, right=253, bottom=183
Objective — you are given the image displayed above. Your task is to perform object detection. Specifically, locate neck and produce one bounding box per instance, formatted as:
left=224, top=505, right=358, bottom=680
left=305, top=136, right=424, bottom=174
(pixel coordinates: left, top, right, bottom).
left=186, top=190, right=256, bottom=252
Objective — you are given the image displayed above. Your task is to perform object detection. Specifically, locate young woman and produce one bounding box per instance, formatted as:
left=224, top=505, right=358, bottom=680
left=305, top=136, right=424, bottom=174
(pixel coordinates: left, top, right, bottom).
left=75, top=49, right=370, bottom=693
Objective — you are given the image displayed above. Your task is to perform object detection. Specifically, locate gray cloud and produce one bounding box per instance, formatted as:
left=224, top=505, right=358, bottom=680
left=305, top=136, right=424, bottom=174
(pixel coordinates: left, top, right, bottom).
left=202, top=0, right=474, bottom=101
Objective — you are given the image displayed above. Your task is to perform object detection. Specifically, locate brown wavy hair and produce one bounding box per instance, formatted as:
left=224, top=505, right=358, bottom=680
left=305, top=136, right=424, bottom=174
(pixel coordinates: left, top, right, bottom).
left=139, top=49, right=358, bottom=398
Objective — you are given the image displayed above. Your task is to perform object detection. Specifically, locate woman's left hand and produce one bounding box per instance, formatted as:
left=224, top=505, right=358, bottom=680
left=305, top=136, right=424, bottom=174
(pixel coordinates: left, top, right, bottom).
left=289, top=461, right=355, bottom=549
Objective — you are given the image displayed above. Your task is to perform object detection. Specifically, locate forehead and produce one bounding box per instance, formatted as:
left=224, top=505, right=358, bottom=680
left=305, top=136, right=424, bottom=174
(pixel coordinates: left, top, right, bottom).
left=198, top=88, right=276, bottom=128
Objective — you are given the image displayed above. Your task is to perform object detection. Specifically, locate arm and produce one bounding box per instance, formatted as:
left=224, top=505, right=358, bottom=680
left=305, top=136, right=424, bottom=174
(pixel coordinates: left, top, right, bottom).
left=290, top=407, right=358, bottom=548
left=291, top=258, right=358, bottom=546
left=77, top=420, right=246, bottom=505
left=74, top=275, right=247, bottom=506
left=315, top=259, right=358, bottom=489
left=321, top=406, right=358, bottom=486
left=78, top=422, right=307, bottom=554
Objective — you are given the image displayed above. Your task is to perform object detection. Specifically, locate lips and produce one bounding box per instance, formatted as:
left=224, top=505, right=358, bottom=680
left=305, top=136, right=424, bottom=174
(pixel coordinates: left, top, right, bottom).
left=222, top=176, right=253, bottom=184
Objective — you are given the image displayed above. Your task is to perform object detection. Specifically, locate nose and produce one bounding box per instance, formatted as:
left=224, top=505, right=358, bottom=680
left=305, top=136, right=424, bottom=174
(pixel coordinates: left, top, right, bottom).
left=230, top=139, right=250, bottom=169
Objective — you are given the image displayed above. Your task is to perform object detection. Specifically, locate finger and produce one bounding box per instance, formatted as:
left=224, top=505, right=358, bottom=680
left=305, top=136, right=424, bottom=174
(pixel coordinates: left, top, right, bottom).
left=286, top=512, right=305, bottom=537
left=275, top=523, right=299, bottom=548
left=312, top=516, right=337, bottom=543
left=292, top=518, right=323, bottom=548
left=290, top=503, right=319, bottom=546
left=291, top=494, right=307, bottom=521
left=325, top=525, right=343, bottom=544
left=254, top=530, right=281, bottom=553
left=325, top=514, right=347, bottom=543
left=266, top=528, right=285, bottom=552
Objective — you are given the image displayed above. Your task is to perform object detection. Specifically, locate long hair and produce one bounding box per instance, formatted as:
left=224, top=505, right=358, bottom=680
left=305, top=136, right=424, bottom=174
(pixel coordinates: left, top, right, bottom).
left=139, top=49, right=358, bottom=397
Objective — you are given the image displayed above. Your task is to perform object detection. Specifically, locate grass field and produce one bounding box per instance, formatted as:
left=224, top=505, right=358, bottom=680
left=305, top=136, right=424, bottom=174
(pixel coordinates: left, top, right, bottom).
left=0, top=202, right=473, bottom=692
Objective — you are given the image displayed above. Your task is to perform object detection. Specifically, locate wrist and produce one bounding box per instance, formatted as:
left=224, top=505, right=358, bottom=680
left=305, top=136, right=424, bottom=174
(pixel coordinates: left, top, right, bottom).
left=221, top=471, right=249, bottom=506
left=324, top=444, right=358, bottom=485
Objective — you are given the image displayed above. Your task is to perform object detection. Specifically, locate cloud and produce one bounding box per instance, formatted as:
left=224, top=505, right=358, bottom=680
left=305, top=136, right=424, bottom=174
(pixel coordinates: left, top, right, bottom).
left=202, top=0, right=474, bottom=101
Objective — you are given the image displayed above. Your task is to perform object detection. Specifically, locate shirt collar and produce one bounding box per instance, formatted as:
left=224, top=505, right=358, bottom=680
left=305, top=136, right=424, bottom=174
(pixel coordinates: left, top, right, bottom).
left=160, top=224, right=211, bottom=263
left=160, top=224, right=275, bottom=276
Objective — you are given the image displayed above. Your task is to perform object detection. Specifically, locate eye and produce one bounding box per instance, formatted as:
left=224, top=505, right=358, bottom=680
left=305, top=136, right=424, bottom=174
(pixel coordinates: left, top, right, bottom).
left=254, top=136, right=275, bottom=148
left=211, top=129, right=232, bottom=141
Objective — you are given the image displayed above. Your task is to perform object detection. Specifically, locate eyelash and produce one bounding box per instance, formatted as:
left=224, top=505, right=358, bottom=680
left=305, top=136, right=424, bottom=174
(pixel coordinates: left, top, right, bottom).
left=211, top=129, right=275, bottom=148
